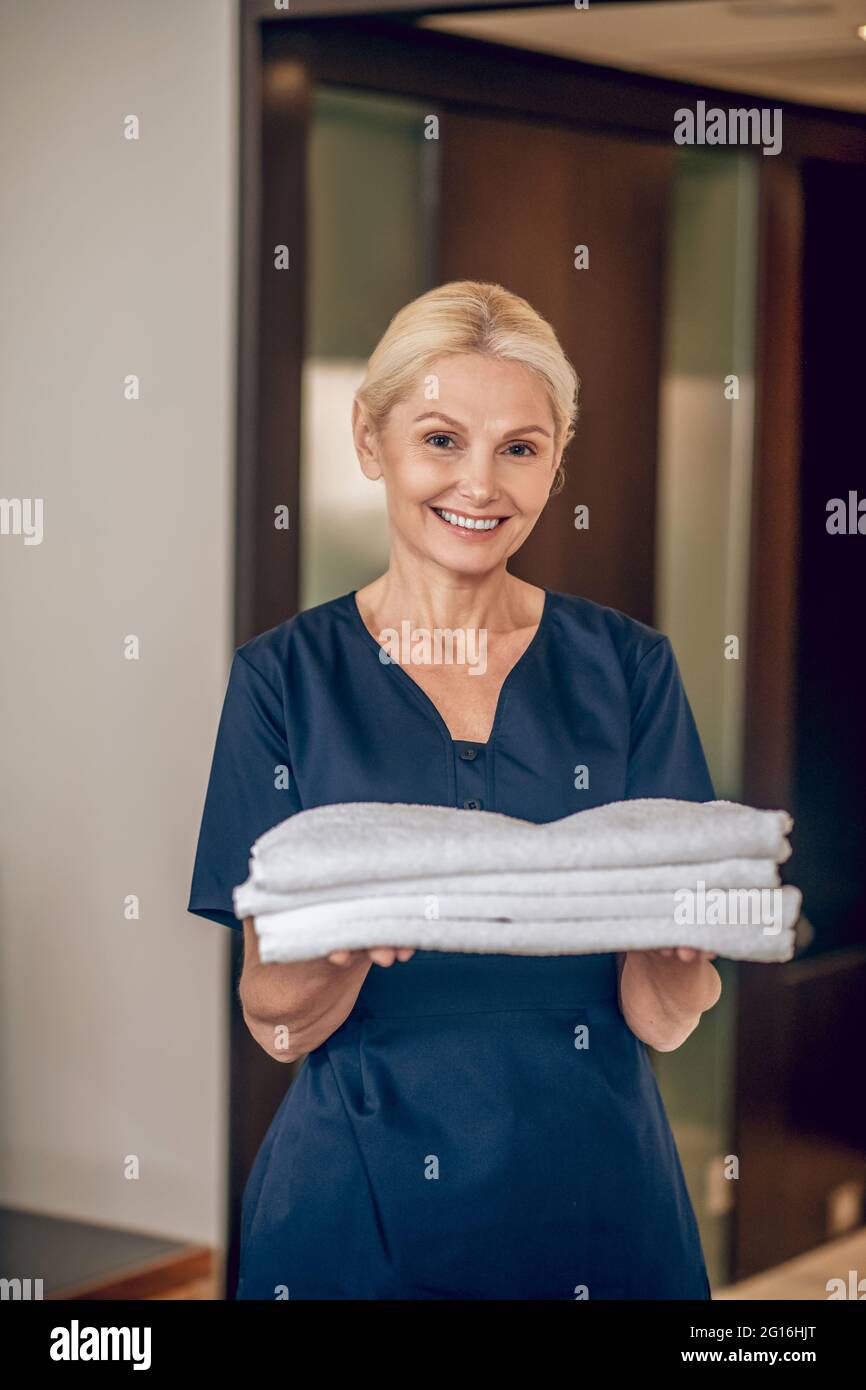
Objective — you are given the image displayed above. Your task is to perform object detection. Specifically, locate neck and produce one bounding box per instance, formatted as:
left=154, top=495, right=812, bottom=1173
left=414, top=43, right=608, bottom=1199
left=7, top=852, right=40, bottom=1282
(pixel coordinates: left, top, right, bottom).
left=358, top=551, right=543, bottom=636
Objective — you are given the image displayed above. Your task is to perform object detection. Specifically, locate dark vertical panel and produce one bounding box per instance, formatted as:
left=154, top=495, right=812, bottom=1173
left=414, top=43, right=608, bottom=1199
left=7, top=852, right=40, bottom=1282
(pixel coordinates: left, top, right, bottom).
left=437, top=111, right=672, bottom=622
left=250, top=55, right=309, bottom=638
left=234, top=13, right=263, bottom=647
left=742, top=160, right=802, bottom=815
left=794, top=158, right=866, bottom=954
left=733, top=156, right=805, bottom=1283
left=238, top=30, right=310, bottom=644
left=735, top=158, right=866, bottom=1281
left=227, top=22, right=310, bottom=1301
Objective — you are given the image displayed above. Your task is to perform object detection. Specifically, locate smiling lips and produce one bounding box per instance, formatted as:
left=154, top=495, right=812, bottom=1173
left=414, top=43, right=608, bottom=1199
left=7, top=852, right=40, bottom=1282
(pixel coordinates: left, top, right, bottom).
left=430, top=505, right=509, bottom=536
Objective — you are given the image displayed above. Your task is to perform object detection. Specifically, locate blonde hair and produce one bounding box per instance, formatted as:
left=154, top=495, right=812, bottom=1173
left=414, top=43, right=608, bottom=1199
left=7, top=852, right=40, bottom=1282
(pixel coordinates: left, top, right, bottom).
left=354, top=280, right=579, bottom=496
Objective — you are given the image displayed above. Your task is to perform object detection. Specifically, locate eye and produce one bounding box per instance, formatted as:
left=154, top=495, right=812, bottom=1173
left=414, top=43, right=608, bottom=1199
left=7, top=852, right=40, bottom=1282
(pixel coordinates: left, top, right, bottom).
left=504, top=441, right=536, bottom=457
left=425, top=432, right=456, bottom=449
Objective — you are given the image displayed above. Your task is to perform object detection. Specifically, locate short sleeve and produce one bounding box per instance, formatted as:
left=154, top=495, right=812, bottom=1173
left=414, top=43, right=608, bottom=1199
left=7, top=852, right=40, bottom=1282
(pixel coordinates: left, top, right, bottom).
left=625, top=636, right=716, bottom=802
left=188, top=649, right=302, bottom=930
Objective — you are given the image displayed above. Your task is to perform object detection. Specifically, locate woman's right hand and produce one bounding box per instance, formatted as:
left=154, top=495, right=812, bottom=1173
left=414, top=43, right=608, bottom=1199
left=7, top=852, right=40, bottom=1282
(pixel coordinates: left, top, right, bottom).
left=328, top=947, right=415, bottom=968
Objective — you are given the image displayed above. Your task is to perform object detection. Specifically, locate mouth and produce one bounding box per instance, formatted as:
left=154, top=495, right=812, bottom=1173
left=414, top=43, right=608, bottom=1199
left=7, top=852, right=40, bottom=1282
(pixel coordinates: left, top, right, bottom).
left=429, top=505, right=511, bottom=536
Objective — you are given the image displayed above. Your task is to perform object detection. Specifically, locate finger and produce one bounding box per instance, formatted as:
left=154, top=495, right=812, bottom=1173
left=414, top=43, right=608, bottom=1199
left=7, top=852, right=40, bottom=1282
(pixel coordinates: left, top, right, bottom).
left=369, top=948, right=397, bottom=967
left=677, top=948, right=697, bottom=962
left=396, top=948, right=415, bottom=962
left=328, top=950, right=354, bottom=966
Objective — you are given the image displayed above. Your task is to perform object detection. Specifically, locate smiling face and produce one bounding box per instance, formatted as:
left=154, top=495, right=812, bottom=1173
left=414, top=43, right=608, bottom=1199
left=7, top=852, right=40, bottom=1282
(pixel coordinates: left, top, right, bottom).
left=352, top=353, right=562, bottom=578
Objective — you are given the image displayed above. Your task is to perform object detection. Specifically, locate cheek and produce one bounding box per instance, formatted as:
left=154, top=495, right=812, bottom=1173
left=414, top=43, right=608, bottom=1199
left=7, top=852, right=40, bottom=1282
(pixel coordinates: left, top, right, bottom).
left=389, top=447, right=450, bottom=498
left=504, top=464, right=553, bottom=512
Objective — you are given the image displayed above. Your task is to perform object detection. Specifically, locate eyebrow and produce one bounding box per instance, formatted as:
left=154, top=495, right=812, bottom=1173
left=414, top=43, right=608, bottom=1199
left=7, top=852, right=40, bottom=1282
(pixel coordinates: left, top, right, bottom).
left=413, top=411, right=551, bottom=438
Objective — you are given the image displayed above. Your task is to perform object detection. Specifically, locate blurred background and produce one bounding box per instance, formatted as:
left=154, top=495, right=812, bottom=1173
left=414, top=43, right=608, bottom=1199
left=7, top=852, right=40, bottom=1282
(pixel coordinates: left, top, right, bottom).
left=1, top=0, right=864, bottom=1301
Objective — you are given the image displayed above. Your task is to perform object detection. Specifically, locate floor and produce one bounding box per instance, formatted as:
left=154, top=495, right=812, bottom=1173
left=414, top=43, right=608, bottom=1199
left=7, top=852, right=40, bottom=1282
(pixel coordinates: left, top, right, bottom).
left=713, top=1227, right=866, bottom=1300
left=158, top=1229, right=866, bottom=1300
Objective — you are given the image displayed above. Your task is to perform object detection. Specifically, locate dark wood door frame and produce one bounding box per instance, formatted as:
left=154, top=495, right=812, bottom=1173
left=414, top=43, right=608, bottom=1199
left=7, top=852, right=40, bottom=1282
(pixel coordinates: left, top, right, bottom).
left=225, top=4, right=866, bottom=1298
left=235, top=10, right=866, bottom=640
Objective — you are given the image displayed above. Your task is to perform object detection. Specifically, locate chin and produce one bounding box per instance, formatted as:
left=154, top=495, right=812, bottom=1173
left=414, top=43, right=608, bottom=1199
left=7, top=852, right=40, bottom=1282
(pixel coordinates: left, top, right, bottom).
left=427, top=542, right=507, bottom=576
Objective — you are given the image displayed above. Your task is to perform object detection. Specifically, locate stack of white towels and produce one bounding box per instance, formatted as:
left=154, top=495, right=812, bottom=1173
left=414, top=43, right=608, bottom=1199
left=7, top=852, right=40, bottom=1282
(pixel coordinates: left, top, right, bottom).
left=233, top=798, right=803, bottom=964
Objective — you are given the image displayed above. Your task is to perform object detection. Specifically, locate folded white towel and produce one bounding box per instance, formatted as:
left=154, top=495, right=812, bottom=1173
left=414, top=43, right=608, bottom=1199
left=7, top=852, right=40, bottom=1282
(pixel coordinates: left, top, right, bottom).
left=251, top=885, right=802, bottom=964
left=233, top=797, right=800, bottom=965
left=244, top=798, right=792, bottom=894
left=238, top=890, right=718, bottom=924
left=234, top=858, right=781, bottom=916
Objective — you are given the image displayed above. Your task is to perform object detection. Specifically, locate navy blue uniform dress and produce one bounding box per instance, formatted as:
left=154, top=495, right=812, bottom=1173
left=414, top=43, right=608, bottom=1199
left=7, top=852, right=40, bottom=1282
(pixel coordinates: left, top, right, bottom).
left=188, top=587, right=715, bottom=1300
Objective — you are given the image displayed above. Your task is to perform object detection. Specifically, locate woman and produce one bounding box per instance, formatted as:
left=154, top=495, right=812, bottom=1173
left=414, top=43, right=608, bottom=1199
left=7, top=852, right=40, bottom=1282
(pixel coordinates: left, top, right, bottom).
left=188, top=281, right=721, bottom=1300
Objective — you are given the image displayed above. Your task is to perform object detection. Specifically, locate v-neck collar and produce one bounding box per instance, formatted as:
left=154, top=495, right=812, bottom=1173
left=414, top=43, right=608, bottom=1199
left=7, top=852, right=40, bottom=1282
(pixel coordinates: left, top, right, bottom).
left=345, top=587, right=552, bottom=747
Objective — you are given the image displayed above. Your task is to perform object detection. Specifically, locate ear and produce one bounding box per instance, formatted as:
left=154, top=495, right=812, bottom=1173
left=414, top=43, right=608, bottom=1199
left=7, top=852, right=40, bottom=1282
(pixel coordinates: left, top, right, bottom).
left=352, top=399, right=383, bottom=482
left=547, top=443, right=566, bottom=497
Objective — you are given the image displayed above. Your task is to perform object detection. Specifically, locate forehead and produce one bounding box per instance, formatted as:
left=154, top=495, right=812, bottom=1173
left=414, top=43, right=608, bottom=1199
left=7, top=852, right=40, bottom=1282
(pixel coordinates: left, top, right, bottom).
left=402, top=353, right=553, bottom=419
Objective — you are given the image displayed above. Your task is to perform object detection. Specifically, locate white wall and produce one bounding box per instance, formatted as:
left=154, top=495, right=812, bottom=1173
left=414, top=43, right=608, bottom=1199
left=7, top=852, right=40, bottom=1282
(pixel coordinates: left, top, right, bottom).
left=0, top=0, right=237, bottom=1247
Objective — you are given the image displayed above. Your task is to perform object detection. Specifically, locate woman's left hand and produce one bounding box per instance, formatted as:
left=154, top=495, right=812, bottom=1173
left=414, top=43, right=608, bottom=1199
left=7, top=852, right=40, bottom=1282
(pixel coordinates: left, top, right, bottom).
left=618, top=947, right=722, bottom=1049
left=328, top=947, right=415, bottom=967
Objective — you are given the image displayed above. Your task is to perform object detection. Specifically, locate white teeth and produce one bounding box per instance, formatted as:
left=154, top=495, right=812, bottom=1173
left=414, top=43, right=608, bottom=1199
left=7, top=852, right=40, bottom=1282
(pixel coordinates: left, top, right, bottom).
left=433, top=508, right=502, bottom=531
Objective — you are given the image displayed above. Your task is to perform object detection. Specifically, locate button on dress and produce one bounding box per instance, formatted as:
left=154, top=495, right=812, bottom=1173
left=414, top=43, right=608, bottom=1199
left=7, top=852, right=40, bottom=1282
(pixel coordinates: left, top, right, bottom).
left=188, top=587, right=715, bottom=1300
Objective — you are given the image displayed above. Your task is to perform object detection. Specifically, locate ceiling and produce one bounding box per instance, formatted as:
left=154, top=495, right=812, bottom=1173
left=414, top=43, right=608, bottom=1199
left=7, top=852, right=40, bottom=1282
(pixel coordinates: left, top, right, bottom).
left=421, top=0, right=866, bottom=113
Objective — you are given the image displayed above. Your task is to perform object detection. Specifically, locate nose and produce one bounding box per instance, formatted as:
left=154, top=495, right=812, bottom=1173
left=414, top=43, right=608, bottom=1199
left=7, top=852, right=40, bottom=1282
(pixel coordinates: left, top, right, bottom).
left=456, top=444, right=499, bottom=506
